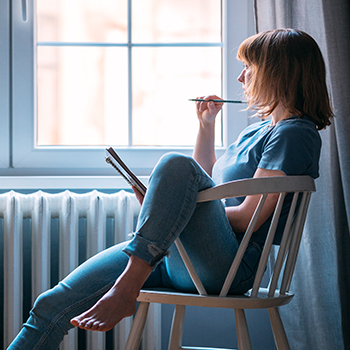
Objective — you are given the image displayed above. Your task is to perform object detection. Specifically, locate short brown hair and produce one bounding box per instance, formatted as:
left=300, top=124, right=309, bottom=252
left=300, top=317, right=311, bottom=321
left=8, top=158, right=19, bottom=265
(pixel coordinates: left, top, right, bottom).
left=237, top=28, right=333, bottom=129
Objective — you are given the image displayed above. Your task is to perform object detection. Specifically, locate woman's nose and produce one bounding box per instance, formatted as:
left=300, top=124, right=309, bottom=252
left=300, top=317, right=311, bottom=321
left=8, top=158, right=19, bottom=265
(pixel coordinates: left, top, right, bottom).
left=237, top=69, right=245, bottom=83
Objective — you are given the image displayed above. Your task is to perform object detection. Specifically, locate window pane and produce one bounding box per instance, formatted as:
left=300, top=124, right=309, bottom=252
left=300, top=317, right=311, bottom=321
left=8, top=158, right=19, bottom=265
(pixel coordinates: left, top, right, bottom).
left=37, top=46, right=128, bottom=146
left=36, top=0, right=127, bottom=43
left=133, top=0, right=221, bottom=43
left=35, top=1, right=222, bottom=149
left=132, top=47, right=222, bottom=146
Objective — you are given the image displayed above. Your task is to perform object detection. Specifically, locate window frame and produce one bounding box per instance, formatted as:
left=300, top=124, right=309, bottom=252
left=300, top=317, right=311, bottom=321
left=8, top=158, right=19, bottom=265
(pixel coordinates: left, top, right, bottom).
left=2, top=0, right=254, bottom=178
left=0, top=0, right=10, bottom=169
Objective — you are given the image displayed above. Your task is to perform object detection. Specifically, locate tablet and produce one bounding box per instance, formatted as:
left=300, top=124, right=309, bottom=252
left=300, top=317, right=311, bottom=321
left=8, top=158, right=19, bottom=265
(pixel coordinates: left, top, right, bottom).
left=105, top=147, right=147, bottom=195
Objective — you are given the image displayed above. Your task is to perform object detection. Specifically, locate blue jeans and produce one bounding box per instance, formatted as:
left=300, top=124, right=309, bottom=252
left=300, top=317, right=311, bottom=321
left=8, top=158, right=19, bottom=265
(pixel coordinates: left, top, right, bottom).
left=8, top=153, right=262, bottom=350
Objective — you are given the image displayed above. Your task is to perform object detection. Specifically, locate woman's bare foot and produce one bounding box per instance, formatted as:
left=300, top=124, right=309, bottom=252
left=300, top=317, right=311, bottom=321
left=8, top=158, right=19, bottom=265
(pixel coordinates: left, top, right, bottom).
left=70, top=282, right=138, bottom=331
left=70, top=255, right=152, bottom=332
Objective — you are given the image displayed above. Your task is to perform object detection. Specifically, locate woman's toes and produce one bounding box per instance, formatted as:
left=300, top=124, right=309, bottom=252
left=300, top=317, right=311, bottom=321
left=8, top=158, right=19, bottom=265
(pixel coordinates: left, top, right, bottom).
left=91, top=321, right=102, bottom=331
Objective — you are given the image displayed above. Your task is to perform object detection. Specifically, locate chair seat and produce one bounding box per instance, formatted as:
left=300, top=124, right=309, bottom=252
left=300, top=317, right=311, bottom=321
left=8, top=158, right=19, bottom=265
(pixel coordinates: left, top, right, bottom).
left=137, top=288, right=294, bottom=309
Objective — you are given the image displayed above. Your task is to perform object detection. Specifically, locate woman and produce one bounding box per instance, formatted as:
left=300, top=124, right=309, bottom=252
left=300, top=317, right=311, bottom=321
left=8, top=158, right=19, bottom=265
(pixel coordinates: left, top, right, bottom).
left=8, top=28, right=333, bottom=349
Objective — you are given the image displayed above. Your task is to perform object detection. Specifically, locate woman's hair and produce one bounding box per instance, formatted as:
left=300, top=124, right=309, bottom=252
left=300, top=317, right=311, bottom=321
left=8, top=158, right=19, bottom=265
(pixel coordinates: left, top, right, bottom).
left=237, top=28, right=333, bottom=129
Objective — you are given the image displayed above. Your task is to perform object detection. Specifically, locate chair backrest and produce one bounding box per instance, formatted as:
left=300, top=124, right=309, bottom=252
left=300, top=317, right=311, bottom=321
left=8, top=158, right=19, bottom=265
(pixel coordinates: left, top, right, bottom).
left=174, top=176, right=316, bottom=298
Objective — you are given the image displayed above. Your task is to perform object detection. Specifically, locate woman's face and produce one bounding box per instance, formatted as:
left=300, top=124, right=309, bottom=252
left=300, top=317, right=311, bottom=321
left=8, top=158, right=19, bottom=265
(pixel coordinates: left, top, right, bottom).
left=237, top=64, right=252, bottom=91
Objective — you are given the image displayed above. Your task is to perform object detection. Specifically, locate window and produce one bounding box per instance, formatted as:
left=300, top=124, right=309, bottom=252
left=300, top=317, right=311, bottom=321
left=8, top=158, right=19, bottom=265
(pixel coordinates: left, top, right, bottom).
left=2, top=0, right=254, bottom=178
left=36, top=0, right=222, bottom=148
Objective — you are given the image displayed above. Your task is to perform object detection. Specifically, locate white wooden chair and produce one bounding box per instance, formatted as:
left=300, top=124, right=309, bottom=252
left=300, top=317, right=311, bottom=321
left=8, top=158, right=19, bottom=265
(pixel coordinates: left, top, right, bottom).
left=124, top=176, right=315, bottom=350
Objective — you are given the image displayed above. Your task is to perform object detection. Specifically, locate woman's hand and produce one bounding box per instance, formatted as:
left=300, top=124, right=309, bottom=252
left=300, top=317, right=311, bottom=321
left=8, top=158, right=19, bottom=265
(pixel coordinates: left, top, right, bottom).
left=192, top=95, right=223, bottom=176
left=132, top=186, right=144, bottom=206
left=195, top=95, right=224, bottom=126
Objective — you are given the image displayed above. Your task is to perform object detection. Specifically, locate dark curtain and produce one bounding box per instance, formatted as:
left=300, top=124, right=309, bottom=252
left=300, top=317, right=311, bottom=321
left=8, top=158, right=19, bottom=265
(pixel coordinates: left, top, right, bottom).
left=254, top=0, right=350, bottom=349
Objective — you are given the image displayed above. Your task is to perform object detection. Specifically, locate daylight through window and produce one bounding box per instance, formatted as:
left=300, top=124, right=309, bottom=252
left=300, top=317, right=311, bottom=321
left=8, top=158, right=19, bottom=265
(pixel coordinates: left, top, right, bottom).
left=36, top=0, right=222, bottom=147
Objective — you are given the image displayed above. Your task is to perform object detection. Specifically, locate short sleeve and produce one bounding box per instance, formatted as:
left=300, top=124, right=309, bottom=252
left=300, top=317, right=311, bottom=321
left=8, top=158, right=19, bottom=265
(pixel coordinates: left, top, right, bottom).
left=258, top=119, right=321, bottom=178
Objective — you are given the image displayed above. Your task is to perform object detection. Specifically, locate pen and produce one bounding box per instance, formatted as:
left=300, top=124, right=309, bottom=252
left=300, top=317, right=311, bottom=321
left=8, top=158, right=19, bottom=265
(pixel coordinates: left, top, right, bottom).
left=188, top=99, right=244, bottom=104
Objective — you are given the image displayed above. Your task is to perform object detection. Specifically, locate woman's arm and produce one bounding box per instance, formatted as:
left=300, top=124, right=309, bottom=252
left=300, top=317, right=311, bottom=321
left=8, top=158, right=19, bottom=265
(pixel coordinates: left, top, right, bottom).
left=192, top=96, right=223, bottom=176
left=133, top=94, right=222, bottom=205
left=225, top=168, right=286, bottom=233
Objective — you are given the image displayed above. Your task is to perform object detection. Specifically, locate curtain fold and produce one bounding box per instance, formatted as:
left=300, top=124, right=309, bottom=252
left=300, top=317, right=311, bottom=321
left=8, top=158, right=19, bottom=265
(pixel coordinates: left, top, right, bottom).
left=254, top=0, right=350, bottom=349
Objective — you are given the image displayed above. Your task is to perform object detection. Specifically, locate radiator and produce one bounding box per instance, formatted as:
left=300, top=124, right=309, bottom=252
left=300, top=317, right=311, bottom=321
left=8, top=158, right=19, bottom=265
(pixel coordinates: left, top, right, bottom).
left=0, top=190, right=161, bottom=350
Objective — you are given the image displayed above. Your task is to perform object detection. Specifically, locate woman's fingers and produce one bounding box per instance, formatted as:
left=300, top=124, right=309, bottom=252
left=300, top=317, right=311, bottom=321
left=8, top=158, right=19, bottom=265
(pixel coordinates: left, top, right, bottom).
left=132, top=186, right=144, bottom=205
left=196, top=95, right=223, bottom=111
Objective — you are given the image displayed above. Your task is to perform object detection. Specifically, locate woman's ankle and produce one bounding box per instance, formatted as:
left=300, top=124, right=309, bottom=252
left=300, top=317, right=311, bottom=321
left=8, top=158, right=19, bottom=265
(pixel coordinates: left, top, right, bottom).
left=114, top=255, right=152, bottom=295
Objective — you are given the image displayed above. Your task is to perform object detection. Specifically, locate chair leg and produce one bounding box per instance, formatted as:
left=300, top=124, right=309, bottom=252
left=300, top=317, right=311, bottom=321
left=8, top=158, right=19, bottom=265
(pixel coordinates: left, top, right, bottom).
left=124, top=302, right=150, bottom=350
left=268, top=307, right=290, bottom=350
left=234, top=308, right=252, bottom=350
left=168, top=304, right=186, bottom=350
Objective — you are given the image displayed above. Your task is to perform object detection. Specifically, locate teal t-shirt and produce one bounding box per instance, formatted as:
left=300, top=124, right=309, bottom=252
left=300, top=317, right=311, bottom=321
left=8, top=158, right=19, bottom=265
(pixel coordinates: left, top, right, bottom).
left=212, top=116, right=321, bottom=244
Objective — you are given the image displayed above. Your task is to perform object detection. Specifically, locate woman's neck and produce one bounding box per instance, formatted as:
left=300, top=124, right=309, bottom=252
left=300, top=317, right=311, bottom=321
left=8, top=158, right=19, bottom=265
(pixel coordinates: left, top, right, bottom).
left=271, top=105, right=292, bottom=125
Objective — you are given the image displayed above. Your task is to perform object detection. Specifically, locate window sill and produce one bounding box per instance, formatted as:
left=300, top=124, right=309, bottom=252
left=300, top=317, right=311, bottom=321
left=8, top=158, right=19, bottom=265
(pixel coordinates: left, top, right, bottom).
left=0, top=176, right=149, bottom=190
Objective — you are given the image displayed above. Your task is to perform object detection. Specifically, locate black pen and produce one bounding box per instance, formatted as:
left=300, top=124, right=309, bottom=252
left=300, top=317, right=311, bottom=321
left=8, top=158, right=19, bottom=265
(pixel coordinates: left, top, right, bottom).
left=188, top=98, right=244, bottom=104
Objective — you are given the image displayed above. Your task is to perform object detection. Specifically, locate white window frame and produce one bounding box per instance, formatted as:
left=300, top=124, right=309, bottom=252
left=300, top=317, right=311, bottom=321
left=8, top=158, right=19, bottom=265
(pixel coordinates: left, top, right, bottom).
left=1, top=0, right=254, bottom=181
left=0, top=0, right=10, bottom=169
